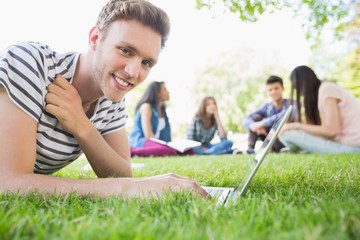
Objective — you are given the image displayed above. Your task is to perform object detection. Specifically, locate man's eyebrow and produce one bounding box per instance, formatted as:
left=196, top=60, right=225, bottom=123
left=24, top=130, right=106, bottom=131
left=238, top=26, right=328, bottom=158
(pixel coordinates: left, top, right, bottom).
left=149, top=57, right=158, bottom=65
left=124, top=43, right=158, bottom=65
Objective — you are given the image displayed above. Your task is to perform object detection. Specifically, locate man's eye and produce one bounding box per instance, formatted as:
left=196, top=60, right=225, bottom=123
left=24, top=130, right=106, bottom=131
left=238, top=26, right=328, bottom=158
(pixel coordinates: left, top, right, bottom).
left=120, top=48, right=132, bottom=56
left=142, top=60, right=153, bottom=68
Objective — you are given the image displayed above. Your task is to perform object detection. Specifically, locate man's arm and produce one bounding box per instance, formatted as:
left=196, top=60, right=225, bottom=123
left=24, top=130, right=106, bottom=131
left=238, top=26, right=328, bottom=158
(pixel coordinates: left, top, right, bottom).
left=45, top=76, right=131, bottom=178
left=0, top=87, right=209, bottom=198
left=78, top=126, right=132, bottom=178
left=242, top=104, right=268, bottom=130
left=261, top=108, right=287, bottom=128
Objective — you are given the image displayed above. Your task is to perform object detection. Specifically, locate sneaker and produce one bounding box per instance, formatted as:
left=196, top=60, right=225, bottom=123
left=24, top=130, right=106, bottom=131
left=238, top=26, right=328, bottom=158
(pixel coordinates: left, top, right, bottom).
left=280, top=147, right=294, bottom=153
left=232, top=149, right=243, bottom=155
left=246, top=149, right=255, bottom=154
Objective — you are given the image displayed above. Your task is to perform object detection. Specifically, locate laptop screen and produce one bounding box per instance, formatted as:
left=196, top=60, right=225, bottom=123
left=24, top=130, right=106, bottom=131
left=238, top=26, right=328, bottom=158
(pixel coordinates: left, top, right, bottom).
left=232, top=106, right=292, bottom=196
left=254, top=116, right=282, bottom=162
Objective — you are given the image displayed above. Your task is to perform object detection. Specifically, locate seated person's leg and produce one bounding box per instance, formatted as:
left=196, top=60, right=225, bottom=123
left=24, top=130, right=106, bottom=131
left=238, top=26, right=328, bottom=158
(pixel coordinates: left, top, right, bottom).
left=264, top=126, right=284, bottom=153
left=192, top=145, right=205, bottom=154
left=204, top=139, right=234, bottom=155
left=280, top=130, right=360, bottom=154
left=131, top=140, right=177, bottom=157
left=247, top=130, right=258, bottom=153
left=246, top=114, right=263, bottom=154
left=271, top=139, right=285, bottom=153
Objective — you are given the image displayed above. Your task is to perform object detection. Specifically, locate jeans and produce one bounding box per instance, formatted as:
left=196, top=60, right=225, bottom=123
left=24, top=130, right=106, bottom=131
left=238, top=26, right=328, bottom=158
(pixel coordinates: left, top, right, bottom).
left=193, top=139, right=234, bottom=155
left=280, top=130, right=360, bottom=154
left=247, top=114, right=284, bottom=152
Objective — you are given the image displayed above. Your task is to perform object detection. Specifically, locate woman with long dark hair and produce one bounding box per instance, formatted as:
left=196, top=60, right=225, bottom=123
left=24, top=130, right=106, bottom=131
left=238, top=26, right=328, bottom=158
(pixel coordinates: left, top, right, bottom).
left=280, top=65, right=360, bottom=153
left=129, top=81, right=178, bottom=156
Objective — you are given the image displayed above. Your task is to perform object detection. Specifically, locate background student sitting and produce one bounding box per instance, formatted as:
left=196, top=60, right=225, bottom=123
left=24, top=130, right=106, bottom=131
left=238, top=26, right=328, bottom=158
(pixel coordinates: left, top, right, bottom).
left=280, top=65, right=360, bottom=153
left=242, top=75, right=293, bottom=154
left=187, top=96, right=234, bottom=155
left=130, top=81, right=192, bottom=156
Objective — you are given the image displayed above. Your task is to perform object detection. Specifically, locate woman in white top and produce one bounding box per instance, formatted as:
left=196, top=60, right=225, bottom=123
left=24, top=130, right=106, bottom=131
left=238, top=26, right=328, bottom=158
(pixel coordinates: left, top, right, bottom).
left=280, top=65, right=360, bottom=153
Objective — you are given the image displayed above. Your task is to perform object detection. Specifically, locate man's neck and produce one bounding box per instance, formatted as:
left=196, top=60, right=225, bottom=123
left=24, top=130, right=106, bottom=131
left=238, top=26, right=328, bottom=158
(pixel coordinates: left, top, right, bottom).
left=72, top=51, right=102, bottom=107
left=273, top=98, right=284, bottom=109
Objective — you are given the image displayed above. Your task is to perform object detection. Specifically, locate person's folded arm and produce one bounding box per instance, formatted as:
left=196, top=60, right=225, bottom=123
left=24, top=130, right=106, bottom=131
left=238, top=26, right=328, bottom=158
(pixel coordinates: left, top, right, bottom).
left=282, top=98, right=340, bottom=138
left=0, top=87, right=209, bottom=198
left=45, top=76, right=132, bottom=178
left=242, top=104, right=268, bottom=130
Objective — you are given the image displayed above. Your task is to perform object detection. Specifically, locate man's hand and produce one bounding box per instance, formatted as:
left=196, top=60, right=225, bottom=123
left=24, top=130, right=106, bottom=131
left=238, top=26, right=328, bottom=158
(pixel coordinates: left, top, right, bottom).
left=45, top=75, right=89, bottom=135
left=129, top=173, right=211, bottom=199
left=250, top=121, right=264, bottom=132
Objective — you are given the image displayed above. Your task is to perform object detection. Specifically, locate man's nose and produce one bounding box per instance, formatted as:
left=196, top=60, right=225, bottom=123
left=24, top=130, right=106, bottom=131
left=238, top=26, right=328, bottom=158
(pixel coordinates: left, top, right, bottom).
left=124, top=59, right=141, bottom=79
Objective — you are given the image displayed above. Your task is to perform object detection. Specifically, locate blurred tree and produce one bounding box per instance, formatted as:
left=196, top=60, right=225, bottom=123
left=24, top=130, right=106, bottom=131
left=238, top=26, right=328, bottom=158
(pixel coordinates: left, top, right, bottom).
left=196, top=0, right=360, bottom=100
left=332, top=3, right=360, bottom=98
left=308, top=2, right=360, bottom=98
left=195, top=0, right=359, bottom=44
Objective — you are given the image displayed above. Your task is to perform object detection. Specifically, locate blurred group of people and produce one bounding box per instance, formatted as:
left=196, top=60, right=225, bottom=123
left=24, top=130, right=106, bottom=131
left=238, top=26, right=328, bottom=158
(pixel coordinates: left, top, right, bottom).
left=129, top=81, right=235, bottom=157
left=129, top=65, right=360, bottom=157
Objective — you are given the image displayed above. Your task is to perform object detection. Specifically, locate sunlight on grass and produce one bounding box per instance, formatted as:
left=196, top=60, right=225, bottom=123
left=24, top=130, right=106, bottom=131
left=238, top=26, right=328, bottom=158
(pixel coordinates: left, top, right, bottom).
left=1, top=153, right=360, bottom=239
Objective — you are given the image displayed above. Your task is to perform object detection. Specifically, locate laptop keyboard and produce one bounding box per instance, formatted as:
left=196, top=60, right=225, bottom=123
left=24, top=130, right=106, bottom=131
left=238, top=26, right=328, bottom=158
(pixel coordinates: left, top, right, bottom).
left=204, top=187, right=225, bottom=198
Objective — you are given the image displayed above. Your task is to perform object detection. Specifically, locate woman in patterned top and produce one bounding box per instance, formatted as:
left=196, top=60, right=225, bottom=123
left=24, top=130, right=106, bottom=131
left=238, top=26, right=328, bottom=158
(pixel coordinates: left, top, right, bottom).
left=187, top=96, right=234, bottom=154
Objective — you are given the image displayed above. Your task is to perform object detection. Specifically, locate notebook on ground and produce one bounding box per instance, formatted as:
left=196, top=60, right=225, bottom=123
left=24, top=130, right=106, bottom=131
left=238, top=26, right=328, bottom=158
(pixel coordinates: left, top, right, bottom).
left=202, top=105, right=292, bottom=206
left=150, top=137, right=201, bottom=153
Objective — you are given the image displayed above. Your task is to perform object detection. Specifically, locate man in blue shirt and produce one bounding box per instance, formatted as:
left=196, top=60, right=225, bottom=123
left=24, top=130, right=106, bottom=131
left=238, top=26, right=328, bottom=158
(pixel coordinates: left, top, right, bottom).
left=242, top=75, right=290, bottom=154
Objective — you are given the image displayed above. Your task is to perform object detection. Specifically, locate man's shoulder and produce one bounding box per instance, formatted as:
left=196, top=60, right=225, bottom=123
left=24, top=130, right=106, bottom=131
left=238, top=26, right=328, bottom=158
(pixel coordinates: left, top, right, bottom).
left=4, top=41, right=51, bottom=54
left=1, top=41, right=56, bottom=65
left=3, top=41, right=77, bottom=59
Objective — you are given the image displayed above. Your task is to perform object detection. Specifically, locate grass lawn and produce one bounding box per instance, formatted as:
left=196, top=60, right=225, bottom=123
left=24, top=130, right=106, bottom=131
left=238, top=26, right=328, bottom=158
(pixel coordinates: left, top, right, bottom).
left=1, top=153, right=360, bottom=239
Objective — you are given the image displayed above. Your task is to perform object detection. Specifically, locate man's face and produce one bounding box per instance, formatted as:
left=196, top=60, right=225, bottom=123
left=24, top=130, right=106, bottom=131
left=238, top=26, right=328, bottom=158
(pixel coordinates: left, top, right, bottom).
left=266, top=82, right=284, bottom=102
left=92, top=20, right=161, bottom=102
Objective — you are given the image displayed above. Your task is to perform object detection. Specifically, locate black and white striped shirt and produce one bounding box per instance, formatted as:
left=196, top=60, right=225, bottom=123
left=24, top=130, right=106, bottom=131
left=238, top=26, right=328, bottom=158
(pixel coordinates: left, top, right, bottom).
left=0, top=42, right=127, bottom=174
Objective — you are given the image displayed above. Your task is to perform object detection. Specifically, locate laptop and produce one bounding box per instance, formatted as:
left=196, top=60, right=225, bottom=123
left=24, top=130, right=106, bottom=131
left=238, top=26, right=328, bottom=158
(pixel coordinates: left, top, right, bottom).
left=202, top=105, right=292, bottom=206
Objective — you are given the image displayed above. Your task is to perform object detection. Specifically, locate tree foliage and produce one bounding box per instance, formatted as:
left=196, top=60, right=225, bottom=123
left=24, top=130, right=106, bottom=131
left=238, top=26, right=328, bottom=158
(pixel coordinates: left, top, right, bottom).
left=308, top=3, right=360, bottom=98
left=195, top=0, right=359, bottom=43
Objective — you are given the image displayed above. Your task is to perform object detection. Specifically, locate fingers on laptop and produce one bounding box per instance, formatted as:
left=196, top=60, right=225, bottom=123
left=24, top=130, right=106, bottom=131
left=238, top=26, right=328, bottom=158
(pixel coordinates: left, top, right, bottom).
left=158, top=173, right=211, bottom=198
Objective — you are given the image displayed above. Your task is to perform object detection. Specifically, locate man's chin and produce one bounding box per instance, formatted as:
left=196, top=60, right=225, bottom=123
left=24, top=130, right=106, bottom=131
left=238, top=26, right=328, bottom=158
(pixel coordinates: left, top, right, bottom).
left=105, top=93, right=127, bottom=102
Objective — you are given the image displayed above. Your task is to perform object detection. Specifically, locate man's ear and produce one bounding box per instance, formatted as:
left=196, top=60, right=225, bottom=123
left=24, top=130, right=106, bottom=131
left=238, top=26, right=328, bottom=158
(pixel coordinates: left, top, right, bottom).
left=89, top=26, right=100, bottom=51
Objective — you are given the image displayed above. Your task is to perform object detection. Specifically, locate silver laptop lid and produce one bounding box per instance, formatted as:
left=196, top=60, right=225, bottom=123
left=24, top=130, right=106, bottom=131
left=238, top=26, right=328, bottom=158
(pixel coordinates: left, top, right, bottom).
left=233, top=105, right=293, bottom=196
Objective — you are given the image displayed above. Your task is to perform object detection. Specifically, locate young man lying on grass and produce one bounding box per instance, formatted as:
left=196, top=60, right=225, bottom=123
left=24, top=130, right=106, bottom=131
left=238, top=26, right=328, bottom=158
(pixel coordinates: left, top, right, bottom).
left=0, top=0, right=208, bottom=199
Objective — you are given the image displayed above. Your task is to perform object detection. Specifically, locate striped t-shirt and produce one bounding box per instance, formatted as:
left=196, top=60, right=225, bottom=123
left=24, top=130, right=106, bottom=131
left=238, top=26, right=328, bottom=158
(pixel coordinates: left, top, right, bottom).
left=0, top=41, right=127, bottom=174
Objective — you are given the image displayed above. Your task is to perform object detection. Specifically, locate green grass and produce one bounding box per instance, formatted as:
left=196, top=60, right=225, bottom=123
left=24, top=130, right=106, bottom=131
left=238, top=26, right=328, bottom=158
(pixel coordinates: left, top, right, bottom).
left=1, top=153, right=360, bottom=239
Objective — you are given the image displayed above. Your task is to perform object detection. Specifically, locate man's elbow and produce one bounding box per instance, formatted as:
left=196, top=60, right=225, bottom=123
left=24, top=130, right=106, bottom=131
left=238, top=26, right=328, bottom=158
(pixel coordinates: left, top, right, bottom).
left=115, top=162, right=132, bottom=178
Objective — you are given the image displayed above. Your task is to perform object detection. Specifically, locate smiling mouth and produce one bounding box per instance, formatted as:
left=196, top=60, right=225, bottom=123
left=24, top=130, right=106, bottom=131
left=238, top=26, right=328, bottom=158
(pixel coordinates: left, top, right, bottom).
left=112, top=74, right=133, bottom=88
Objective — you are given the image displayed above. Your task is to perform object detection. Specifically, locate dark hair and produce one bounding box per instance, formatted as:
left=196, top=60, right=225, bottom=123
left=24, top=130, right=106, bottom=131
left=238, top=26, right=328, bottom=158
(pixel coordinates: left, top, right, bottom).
left=195, top=96, right=216, bottom=127
left=135, top=81, right=165, bottom=111
left=96, top=0, right=170, bottom=48
left=289, top=65, right=322, bottom=125
left=266, top=75, right=283, bottom=87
